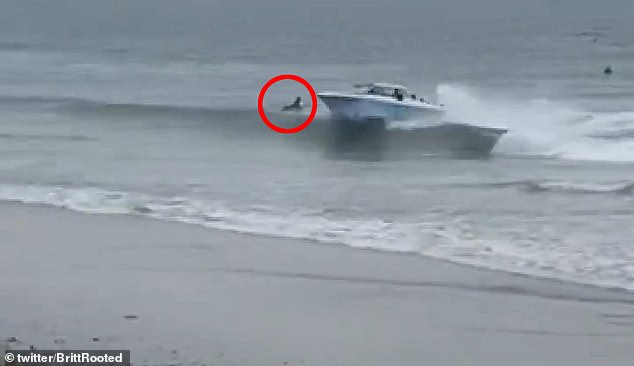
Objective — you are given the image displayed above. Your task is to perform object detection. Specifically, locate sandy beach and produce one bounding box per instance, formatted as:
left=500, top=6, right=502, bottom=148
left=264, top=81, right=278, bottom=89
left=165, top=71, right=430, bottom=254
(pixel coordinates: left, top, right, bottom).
left=1, top=202, right=633, bottom=366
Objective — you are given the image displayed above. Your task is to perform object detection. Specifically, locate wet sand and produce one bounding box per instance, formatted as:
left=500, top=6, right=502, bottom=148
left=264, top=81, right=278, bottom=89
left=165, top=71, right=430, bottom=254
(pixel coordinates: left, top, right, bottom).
left=1, top=202, right=633, bottom=366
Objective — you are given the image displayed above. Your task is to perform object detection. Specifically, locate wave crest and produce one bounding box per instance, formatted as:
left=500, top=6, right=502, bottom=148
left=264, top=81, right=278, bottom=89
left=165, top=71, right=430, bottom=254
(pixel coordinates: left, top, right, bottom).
left=478, top=180, right=634, bottom=195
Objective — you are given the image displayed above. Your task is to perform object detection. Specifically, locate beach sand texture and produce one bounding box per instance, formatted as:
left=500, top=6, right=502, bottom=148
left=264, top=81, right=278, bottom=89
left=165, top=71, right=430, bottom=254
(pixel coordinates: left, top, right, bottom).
left=1, top=203, right=633, bottom=366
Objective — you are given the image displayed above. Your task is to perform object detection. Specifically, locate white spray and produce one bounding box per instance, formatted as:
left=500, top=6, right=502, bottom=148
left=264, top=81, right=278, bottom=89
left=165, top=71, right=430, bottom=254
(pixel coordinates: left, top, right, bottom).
left=436, top=83, right=634, bottom=162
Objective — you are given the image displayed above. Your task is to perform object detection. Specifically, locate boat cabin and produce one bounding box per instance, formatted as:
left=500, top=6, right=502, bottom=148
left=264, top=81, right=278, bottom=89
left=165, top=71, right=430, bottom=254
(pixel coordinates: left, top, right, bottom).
left=355, top=82, right=410, bottom=100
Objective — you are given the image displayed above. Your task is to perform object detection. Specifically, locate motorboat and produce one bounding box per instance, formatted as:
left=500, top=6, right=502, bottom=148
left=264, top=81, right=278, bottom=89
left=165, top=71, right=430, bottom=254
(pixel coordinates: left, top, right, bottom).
left=317, top=82, right=508, bottom=154
left=317, top=82, right=445, bottom=122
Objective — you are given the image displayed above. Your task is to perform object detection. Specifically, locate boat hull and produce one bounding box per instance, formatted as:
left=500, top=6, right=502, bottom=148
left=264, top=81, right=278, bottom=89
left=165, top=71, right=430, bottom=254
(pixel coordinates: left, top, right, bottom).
left=318, top=93, right=445, bottom=122
left=328, top=119, right=507, bottom=155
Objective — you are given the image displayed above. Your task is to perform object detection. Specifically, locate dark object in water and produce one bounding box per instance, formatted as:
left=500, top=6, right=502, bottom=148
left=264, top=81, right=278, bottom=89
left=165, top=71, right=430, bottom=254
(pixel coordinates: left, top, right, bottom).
left=6, top=336, right=18, bottom=343
left=282, top=96, right=304, bottom=111
left=92, top=337, right=100, bottom=342
left=604, top=66, right=613, bottom=75
left=124, top=314, right=139, bottom=320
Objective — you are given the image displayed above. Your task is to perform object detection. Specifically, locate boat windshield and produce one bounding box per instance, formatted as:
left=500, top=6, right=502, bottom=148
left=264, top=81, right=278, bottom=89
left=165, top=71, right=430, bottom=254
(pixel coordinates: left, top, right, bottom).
left=365, top=86, right=409, bottom=97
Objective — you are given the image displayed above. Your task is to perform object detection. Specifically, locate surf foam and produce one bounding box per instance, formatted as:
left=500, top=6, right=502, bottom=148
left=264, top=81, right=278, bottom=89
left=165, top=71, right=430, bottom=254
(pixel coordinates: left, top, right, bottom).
left=1, top=183, right=632, bottom=292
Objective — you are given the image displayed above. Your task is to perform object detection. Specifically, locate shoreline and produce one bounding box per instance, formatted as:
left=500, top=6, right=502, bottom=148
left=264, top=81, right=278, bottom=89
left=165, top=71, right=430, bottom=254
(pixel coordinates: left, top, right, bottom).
left=2, top=200, right=633, bottom=297
left=1, top=201, right=634, bottom=365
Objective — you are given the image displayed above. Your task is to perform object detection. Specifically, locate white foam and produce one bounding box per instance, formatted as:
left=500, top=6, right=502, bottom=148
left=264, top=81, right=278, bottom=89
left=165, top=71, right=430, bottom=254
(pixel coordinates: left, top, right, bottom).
left=436, top=83, right=634, bottom=162
left=532, top=180, right=634, bottom=193
left=1, top=184, right=633, bottom=291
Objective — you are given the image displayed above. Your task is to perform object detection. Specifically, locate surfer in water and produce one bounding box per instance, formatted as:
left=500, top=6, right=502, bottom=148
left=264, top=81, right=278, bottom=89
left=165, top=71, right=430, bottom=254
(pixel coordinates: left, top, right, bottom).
left=283, top=96, right=304, bottom=111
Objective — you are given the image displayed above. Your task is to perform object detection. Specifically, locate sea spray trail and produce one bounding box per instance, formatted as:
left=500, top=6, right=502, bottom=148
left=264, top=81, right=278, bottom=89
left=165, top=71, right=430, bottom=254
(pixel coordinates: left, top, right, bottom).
left=436, top=84, right=634, bottom=162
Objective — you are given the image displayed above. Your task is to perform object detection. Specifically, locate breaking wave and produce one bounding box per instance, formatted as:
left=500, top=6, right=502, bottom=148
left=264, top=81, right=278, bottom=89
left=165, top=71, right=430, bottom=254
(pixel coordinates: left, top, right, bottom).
left=1, top=184, right=633, bottom=292
left=472, top=180, right=634, bottom=195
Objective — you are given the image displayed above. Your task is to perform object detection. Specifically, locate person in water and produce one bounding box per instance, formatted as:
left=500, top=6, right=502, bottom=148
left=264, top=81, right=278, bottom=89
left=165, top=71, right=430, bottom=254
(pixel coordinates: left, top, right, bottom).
left=283, top=96, right=304, bottom=111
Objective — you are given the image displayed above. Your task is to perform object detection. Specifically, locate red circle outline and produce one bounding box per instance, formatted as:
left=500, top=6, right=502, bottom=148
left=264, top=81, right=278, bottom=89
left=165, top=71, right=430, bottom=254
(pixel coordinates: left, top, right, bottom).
left=257, top=74, right=318, bottom=134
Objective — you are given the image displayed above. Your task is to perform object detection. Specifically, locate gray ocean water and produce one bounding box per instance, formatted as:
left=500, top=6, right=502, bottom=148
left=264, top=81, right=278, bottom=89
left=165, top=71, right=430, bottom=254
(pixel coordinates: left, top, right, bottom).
left=1, top=0, right=634, bottom=290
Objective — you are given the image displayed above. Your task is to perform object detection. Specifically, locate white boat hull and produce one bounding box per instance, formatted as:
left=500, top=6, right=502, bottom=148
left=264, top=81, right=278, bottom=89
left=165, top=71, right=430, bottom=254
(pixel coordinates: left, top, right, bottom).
left=318, top=93, right=445, bottom=122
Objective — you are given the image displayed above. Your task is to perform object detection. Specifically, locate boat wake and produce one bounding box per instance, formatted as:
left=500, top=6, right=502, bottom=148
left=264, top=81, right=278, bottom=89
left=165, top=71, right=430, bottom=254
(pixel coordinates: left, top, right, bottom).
left=437, top=84, right=634, bottom=162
